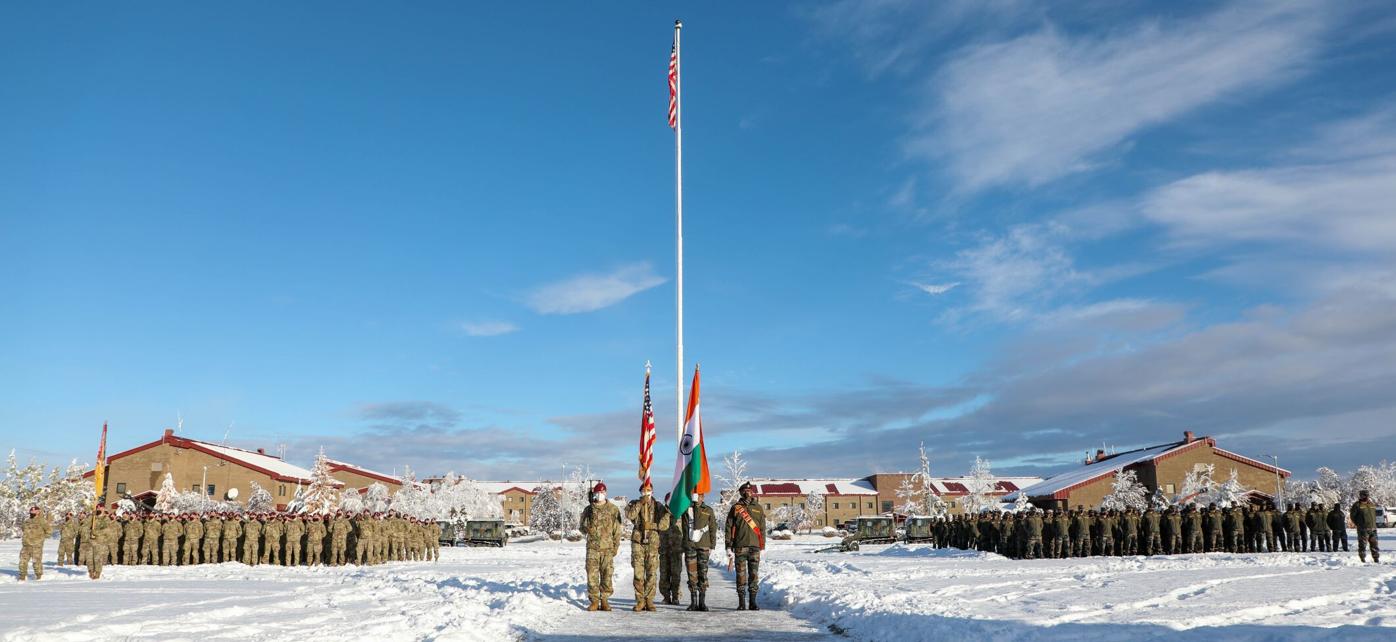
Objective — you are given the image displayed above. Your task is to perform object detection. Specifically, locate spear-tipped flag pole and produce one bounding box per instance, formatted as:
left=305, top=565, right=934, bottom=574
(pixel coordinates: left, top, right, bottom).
left=671, top=19, right=685, bottom=444
left=92, top=421, right=108, bottom=507
left=667, top=364, right=709, bottom=518
left=639, top=361, right=656, bottom=489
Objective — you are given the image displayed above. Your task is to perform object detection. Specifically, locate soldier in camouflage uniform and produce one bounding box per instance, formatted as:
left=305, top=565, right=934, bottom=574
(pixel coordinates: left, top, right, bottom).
left=1350, top=490, right=1380, bottom=563
left=222, top=512, right=242, bottom=563
left=1284, top=504, right=1305, bottom=552
left=58, top=513, right=80, bottom=565
left=307, top=515, right=327, bottom=566
left=1307, top=503, right=1330, bottom=552
left=625, top=480, right=671, bottom=612
left=1226, top=505, right=1246, bottom=553
left=285, top=514, right=305, bottom=566
left=17, top=506, right=51, bottom=581
left=1186, top=505, right=1205, bottom=553
left=330, top=511, right=351, bottom=565
left=726, top=481, right=767, bottom=611
left=353, top=514, right=372, bottom=566
left=1205, top=504, right=1224, bottom=552
left=1164, top=506, right=1182, bottom=554
left=681, top=490, right=718, bottom=611
left=579, top=482, right=622, bottom=611
left=1053, top=509, right=1070, bottom=559
left=183, top=513, right=204, bottom=565
left=1143, top=507, right=1162, bottom=556
left=1070, top=507, right=1090, bottom=557
left=122, top=514, right=142, bottom=565
left=203, top=513, right=223, bottom=563
left=103, top=512, right=121, bottom=564
left=1327, top=504, right=1349, bottom=553
left=1023, top=509, right=1044, bottom=559
left=658, top=492, right=684, bottom=604
left=243, top=514, right=263, bottom=565
left=84, top=504, right=113, bottom=579
left=1121, top=509, right=1140, bottom=556
left=263, top=514, right=284, bottom=565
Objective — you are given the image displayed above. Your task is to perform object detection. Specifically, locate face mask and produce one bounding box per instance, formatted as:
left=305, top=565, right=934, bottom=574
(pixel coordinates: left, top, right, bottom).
left=594, top=493, right=606, bottom=503
left=692, top=493, right=701, bottom=504
left=642, top=490, right=652, bottom=498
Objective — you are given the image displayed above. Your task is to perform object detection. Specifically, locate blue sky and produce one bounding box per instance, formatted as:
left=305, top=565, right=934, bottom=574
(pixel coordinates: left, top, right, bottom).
left=4, top=1, right=1395, bottom=487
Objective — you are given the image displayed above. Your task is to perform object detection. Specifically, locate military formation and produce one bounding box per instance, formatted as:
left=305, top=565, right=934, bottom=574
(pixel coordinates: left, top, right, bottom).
left=579, top=480, right=766, bottom=612
left=17, top=502, right=443, bottom=581
left=914, top=494, right=1381, bottom=563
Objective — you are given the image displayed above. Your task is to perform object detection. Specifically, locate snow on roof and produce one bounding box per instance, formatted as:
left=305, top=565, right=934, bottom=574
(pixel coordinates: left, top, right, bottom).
left=1006, top=441, right=1187, bottom=501
left=927, top=476, right=1044, bottom=496
left=188, top=439, right=324, bottom=484
left=476, top=481, right=552, bottom=495
left=750, top=479, right=878, bottom=496
left=325, top=459, right=405, bottom=486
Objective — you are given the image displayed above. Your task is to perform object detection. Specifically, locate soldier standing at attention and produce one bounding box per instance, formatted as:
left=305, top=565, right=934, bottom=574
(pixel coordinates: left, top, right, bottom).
left=263, top=514, right=284, bottom=565
left=1327, top=503, right=1349, bottom=553
left=1308, top=503, right=1330, bottom=552
left=1227, top=505, right=1247, bottom=553
left=1024, top=509, right=1044, bottom=559
left=1163, top=506, right=1182, bottom=554
left=579, top=481, right=622, bottom=612
left=658, top=492, right=684, bottom=605
left=726, top=481, right=767, bottom=611
left=122, top=514, right=142, bottom=565
left=156, top=515, right=177, bottom=565
left=17, top=506, right=51, bottom=581
left=306, top=515, right=327, bottom=566
left=222, top=512, right=242, bottom=563
left=243, top=513, right=263, bottom=565
left=1350, top=490, right=1380, bottom=563
left=681, top=490, right=717, bottom=611
left=330, top=512, right=351, bottom=566
left=285, top=514, right=305, bottom=566
left=84, top=504, right=113, bottom=579
left=183, top=513, right=204, bottom=565
left=203, top=513, right=223, bottom=564
left=353, top=513, right=372, bottom=566
left=1185, top=505, right=1205, bottom=554
left=1143, top=507, right=1162, bottom=556
left=1053, top=509, right=1070, bottom=558
left=1122, top=509, right=1140, bottom=556
left=58, top=513, right=79, bottom=565
left=1206, top=504, right=1225, bottom=552
left=624, top=479, right=671, bottom=612
left=1285, top=504, right=1305, bottom=552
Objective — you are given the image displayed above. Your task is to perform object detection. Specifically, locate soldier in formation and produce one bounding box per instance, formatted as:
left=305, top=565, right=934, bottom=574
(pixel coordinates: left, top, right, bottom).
left=725, top=481, right=767, bottom=611
left=17, top=506, right=52, bottom=581
left=580, top=481, right=622, bottom=611
left=658, top=492, right=684, bottom=606
left=37, top=508, right=440, bottom=580
left=682, top=490, right=717, bottom=611
left=1351, top=490, right=1381, bottom=563
left=624, top=479, right=671, bottom=612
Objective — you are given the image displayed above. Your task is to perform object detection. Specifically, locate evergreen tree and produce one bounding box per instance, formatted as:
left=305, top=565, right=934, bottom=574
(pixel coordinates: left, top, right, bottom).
left=154, top=472, right=180, bottom=513
left=1213, top=468, right=1250, bottom=507
left=803, top=489, right=825, bottom=533
left=1101, top=469, right=1148, bottom=511
left=300, top=448, right=341, bottom=515
left=247, top=480, right=275, bottom=512
left=363, top=482, right=391, bottom=512
left=963, top=456, right=998, bottom=514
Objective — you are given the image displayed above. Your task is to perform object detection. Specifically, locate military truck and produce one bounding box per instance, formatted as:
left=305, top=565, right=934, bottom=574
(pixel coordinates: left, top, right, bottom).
left=903, top=516, right=935, bottom=543
left=462, top=519, right=508, bottom=547
left=437, top=520, right=459, bottom=546
left=817, top=515, right=896, bottom=552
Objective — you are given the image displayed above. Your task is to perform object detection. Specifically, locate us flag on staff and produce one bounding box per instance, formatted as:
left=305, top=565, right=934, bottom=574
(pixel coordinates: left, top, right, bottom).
left=667, top=45, right=678, bottom=128
left=639, top=364, right=656, bottom=487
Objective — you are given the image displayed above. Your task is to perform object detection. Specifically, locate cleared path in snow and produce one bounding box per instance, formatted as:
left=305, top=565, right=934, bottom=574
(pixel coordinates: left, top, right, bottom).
left=529, top=554, right=833, bottom=642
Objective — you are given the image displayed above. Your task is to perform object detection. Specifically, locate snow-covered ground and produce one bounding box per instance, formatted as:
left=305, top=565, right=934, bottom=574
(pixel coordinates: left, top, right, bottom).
left=2, top=533, right=1394, bottom=641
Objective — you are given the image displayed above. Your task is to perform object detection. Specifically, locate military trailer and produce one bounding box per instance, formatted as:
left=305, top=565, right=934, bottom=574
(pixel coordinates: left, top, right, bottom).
left=462, top=519, right=508, bottom=547
left=817, top=516, right=897, bottom=552
left=903, top=516, right=935, bottom=543
left=437, top=520, right=459, bottom=546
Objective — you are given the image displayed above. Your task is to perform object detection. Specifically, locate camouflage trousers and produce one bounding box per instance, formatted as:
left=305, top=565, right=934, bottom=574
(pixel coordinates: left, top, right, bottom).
left=124, top=543, right=140, bottom=565
left=162, top=538, right=180, bottom=565
left=1357, top=529, right=1380, bottom=561
left=1072, top=536, right=1090, bottom=557
left=1187, top=532, right=1204, bottom=554
left=184, top=541, right=200, bottom=566
left=244, top=539, right=261, bottom=566
left=203, top=537, right=220, bottom=563
left=331, top=538, right=347, bottom=566
left=1051, top=536, right=1068, bottom=558
left=1331, top=530, right=1349, bottom=552
left=1023, top=538, right=1043, bottom=559
left=18, top=542, right=43, bottom=579
left=659, top=547, right=683, bottom=595
left=223, top=537, right=239, bottom=562
left=631, top=541, right=660, bottom=601
left=264, top=540, right=282, bottom=565
left=58, top=538, right=75, bottom=565
left=1143, top=533, right=1161, bottom=556
left=1229, top=531, right=1245, bottom=553
left=285, top=539, right=302, bottom=566
left=585, top=547, right=616, bottom=601
left=733, top=547, right=760, bottom=595
left=1310, top=532, right=1330, bottom=552
left=143, top=540, right=159, bottom=565
left=685, top=548, right=710, bottom=591
left=84, top=542, right=106, bottom=579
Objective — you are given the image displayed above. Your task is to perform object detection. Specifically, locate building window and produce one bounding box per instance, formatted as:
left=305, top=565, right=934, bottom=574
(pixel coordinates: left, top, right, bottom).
left=950, top=501, right=957, bottom=508
left=207, top=485, right=216, bottom=497
left=279, top=484, right=286, bottom=497
left=832, top=502, right=839, bottom=510
left=881, top=501, right=893, bottom=512
left=116, top=482, right=127, bottom=495
left=866, top=502, right=873, bottom=509
left=1164, top=483, right=1175, bottom=494
left=192, top=484, right=200, bottom=492
left=765, top=503, right=771, bottom=510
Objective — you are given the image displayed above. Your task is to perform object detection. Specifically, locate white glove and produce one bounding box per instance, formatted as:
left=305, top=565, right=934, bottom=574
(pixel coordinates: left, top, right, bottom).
left=690, top=526, right=707, bottom=542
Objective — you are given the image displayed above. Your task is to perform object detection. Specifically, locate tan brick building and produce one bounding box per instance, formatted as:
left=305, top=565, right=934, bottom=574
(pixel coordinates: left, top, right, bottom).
left=1008, top=431, right=1291, bottom=511
left=327, top=459, right=404, bottom=495
left=749, top=479, right=879, bottom=529
left=84, top=429, right=337, bottom=510
left=859, top=473, right=1043, bottom=516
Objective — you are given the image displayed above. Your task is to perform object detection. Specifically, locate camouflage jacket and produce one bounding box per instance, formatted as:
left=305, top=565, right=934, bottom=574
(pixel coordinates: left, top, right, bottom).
left=681, top=503, right=718, bottom=551
left=725, top=498, right=766, bottom=550
left=21, top=511, right=52, bottom=546
left=625, top=497, right=672, bottom=546
left=580, top=501, right=622, bottom=552
left=1350, top=500, right=1377, bottom=530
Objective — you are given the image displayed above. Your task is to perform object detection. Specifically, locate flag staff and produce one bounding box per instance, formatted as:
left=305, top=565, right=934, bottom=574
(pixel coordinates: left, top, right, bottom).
left=673, top=19, right=684, bottom=443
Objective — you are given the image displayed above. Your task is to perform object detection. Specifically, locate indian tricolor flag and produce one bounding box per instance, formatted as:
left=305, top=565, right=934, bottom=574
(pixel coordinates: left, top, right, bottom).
left=667, top=365, right=710, bottom=517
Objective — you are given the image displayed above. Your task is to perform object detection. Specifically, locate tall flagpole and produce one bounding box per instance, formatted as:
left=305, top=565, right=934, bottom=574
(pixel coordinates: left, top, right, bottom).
left=673, top=19, right=684, bottom=443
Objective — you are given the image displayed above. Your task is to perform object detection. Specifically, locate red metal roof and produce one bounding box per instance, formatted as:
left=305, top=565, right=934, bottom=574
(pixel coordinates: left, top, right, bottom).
left=942, top=482, right=969, bottom=493
left=825, top=484, right=839, bottom=494
left=757, top=483, right=803, bottom=495
left=995, top=481, right=1019, bottom=492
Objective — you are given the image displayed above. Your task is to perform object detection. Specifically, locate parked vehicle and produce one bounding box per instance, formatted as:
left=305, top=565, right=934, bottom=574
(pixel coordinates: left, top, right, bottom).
left=462, top=519, right=508, bottom=547
left=437, top=520, right=458, bottom=546
left=816, top=516, right=896, bottom=552
left=903, top=516, right=935, bottom=543
left=1376, top=506, right=1395, bottom=528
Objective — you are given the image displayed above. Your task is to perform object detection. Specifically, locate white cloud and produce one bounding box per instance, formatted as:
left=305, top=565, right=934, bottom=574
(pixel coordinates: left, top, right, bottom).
left=938, top=224, right=1085, bottom=322
left=918, top=2, right=1325, bottom=191
left=526, top=263, right=667, bottom=315
left=910, top=281, right=960, bottom=295
left=1142, top=107, right=1396, bottom=253
left=460, top=321, right=519, bottom=337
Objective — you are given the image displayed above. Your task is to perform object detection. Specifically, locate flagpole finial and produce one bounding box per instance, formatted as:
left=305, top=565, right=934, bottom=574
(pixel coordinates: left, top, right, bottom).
left=675, top=19, right=682, bottom=28
left=645, top=360, right=652, bottom=372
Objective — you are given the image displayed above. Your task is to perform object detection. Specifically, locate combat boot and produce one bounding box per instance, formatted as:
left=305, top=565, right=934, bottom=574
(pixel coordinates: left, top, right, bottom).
left=737, top=590, right=747, bottom=610
left=632, top=600, right=644, bottom=612
left=643, top=597, right=656, bottom=612
left=749, top=589, right=760, bottom=610
left=586, top=599, right=599, bottom=612
left=697, top=590, right=708, bottom=612
left=599, top=598, right=611, bottom=611
left=687, top=590, right=700, bottom=611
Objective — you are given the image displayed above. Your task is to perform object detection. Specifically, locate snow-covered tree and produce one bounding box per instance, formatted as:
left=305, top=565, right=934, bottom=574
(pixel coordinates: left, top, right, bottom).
left=339, top=491, right=365, bottom=514
left=1315, top=467, right=1344, bottom=505
left=154, top=473, right=179, bottom=513
left=802, top=490, right=825, bottom=532
left=0, top=451, right=47, bottom=539
left=1176, top=463, right=1217, bottom=506
left=389, top=467, right=430, bottom=518
left=363, top=482, right=391, bottom=512
left=714, top=450, right=750, bottom=540
left=1212, top=468, right=1250, bottom=508
left=558, top=465, right=593, bottom=529
left=528, top=483, right=567, bottom=535
left=115, top=497, right=138, bottom=516
left=40, top=459, right=95, bottom=517
left=1011, top=492, right=1032, bottom=513
left=1348, top=461, right=1396, bottom=507
left=896, top=443, right=947, bottom=517
left=300, top=448, right=341, bottom=515
left=963, top=456, right=998, bottom=514
left=246, top=480, right=274, bottom=513
left=1101, top=469, right=1149, bottom=511
left=1150, top=487, right=1170, bottom=511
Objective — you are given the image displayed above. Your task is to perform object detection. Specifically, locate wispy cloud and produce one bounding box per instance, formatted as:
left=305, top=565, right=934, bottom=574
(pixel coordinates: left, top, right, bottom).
left=936, top=223, right=1085, bottom=323
left=910, top=281, right=960, bottom=296
left=526, top=263, right=667, bottom=315
left=460, top=321, right=519, bottom=337
left=918, top=2, right=1326, bottom=192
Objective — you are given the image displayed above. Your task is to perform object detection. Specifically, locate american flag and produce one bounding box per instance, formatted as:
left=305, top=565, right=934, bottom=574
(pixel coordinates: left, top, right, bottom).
left=639, top=366, right=656, bottom=486
left=667, top=45, right=678, bottom=129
